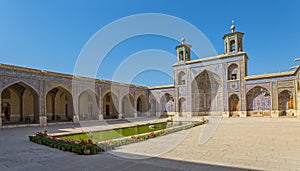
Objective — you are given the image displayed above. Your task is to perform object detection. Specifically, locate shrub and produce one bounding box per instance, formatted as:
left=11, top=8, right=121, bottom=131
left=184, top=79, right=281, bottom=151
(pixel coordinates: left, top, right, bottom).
left=28, top=131, right=100, bottom=155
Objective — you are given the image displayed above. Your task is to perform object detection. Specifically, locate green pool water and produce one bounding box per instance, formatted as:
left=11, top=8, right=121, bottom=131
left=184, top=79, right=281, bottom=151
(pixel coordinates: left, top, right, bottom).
left=58, top=122, right=186, bottom=142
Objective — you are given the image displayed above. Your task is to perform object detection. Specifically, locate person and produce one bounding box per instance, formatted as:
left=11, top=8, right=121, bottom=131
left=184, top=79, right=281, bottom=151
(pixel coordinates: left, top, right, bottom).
left=3, top=107, right=10, bottom=121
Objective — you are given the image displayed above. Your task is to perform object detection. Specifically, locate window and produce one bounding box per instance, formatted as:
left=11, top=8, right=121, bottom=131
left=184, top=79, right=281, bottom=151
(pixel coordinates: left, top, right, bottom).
left=179, top=51, right=183, bottom=61
left=229, top=40, right=236, bottom=52
left=178, top=71, right=186, bottom=85
left=231, top=74, right=237, bottom=80
left=228, top=64, right=238, bottom=80
left=185, top=51, right=189, bottom=60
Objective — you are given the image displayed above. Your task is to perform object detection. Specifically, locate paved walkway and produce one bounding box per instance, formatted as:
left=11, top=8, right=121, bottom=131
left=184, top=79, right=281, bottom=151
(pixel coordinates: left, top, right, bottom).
left=1, top=117, right=300, bottom=170
left=114, top=117, right=300, bottom=170
left=0, top=119, right=243, bottom=171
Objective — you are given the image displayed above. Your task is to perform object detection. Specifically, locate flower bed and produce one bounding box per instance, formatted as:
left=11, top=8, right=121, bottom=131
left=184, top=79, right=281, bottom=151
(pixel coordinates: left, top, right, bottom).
left=29, top=132, right=101, bottom=155
left=29, top=120, right=207, bottom=155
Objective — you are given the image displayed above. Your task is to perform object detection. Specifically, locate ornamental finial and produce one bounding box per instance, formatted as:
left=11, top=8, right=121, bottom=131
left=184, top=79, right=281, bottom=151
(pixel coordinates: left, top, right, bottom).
left=181, top=35, right=185, bottom=44
left=231, top=20, right=235, bottom=33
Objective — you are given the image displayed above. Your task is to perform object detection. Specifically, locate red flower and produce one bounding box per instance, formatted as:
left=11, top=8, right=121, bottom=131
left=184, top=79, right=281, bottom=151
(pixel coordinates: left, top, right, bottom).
left=149, top=132, right=154, bottom=137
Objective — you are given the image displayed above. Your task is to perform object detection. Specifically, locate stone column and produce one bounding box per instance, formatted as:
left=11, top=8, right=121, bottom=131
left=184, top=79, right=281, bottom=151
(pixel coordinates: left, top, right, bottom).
left=118, top=97, right=123, bottom=119
left=271, top=110, right=279, bottom=117
left=98, top=87, right=103, bottom=121
left=0, top=95, right=2, bottom=127
left=134, top=99, right=137, bottom=118
left=39, top=81, right=47, bottom=127
left=296, top=110, right=300, bottom=118
left=73, top=91, right=80, bottom=123
left=222, top=111, right=230, bottom=117
left=239, top=111, right=247, bottom=117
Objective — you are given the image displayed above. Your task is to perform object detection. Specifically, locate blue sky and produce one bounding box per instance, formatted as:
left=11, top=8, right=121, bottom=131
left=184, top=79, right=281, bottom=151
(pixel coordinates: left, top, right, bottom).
left=0, top=0, right=299, bottom=86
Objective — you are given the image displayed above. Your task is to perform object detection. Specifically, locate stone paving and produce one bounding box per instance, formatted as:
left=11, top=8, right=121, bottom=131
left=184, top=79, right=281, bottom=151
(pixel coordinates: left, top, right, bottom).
left=0, top=119, right=244, bottom=171
left=1, top=117, right=300, bottom=170
left=114, top=117, right=300, bottom=170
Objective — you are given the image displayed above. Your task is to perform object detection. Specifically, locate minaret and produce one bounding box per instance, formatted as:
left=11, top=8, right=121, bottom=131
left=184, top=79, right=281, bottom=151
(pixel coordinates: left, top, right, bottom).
left=223, top=20, right=244, bottom=54
left=175, top=36, right=192, bottom=63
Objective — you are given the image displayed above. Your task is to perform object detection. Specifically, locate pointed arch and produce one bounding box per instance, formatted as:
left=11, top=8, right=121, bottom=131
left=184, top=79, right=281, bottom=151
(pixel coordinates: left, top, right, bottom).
left=229, top=94, right=239, bottom=117
left=103, top=91, right=119, bottom=119
left=136, top=94, right=149, bottom=117
left=122, top=94, right=134, bottom=118
left=178, top=71, right=186, bottom=85
left=278, top=90, right=294, bottom=117
left=45, top=86, right=74, bottom=122
left=246, top=86, right=271, bottom=116
left=160, top=93, right=174, bottom=116
left=191, top=70, right=222, bottom=116
left=78, top=89, right=99, bottom=121
left=2, top=80, right=39, bottom=95
left=228, top=63, right=238, bottom=80
left=45, top=84, right=71, bottom=96
left=1, top=82, right=39, bottom=124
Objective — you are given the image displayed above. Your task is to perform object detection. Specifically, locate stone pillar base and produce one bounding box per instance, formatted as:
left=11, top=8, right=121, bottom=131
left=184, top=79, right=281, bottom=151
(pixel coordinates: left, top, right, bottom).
left=156, top=112, right=161, bottom=118
left=271, top=110, right=279, bottom=118
left=118, top=114, right=123, bottom=120
left=39, top=116, right=47, bottom=127
left=239, top=111, right=247, bottom=117
left=296, top=110, right=300, bottom=118
left=222, top=112, right=229, bottom=117
left=134, top=112, right=138, bottom=118
left=73, top=115, right=79, bottom=123
left=99, top=114, right=104, bottom=121
left=187, top=112, right=192, bottom=117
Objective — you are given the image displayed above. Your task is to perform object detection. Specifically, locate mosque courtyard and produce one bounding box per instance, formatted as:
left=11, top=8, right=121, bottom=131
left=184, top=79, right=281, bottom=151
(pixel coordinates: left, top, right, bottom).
left=0, top=117, right=299, bottom=171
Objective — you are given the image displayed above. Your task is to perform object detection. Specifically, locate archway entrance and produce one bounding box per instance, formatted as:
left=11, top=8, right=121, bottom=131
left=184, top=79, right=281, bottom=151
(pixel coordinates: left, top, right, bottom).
left=78, top=90, right=99, bottom=121
left=122, top=94, right=134, bottom=118
left=278, top=90, right=294, bottom=117
left=103, top=92, right=119, bottom=119
left=229, top=94, right=239, bottom=117
left=246, top=86, right=271, bottom=116
left=136, top=95, right=148, bottom=117
left=191, top=70, right=222, bottom=116
left=160, top=93, right=174, bottom=116
left=46, top=87, right=73, bottom=122
left=1, top=82, right=39, bottom=124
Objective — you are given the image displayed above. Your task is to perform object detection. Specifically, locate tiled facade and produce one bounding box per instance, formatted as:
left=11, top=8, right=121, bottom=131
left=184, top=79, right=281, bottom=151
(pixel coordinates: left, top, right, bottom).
left=1, top=26, right=299, bottom=127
